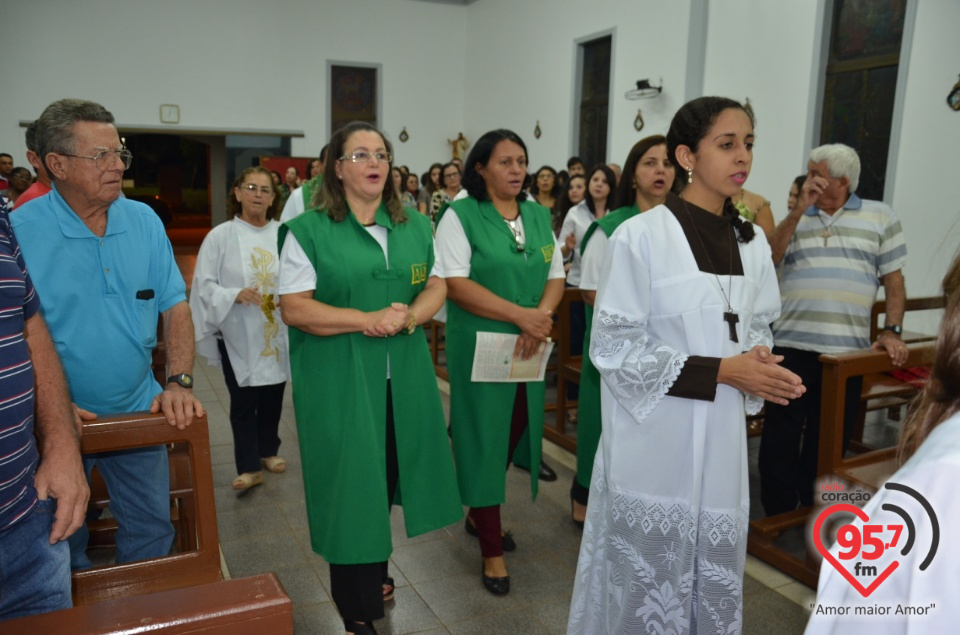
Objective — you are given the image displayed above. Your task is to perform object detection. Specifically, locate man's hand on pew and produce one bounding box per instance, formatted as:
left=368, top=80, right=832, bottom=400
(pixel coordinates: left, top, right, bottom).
left=73, top=404, right=97, bottom=436
left=718, top=345, right=806, bottom=406
left=151, top=385, right=205, bottom=430
left=871, top=332, right=909, bottom=367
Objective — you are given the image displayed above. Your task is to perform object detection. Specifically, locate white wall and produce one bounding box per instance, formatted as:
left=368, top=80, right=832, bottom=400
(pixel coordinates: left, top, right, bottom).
left=3, top=0, right=957, bottom=312
left=0, top=0, right=468, bottom=174
left=701, top=0, right=822, bottom=217
left=889, top=0, right=960, bottom=303
left=462, top=0, right=692, bottom=171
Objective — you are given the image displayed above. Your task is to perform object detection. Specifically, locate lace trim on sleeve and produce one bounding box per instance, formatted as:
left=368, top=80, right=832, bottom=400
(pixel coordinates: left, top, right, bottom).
left=744, top=310, right=777, bottom=415
left=591, top=308, right=688, bottom=423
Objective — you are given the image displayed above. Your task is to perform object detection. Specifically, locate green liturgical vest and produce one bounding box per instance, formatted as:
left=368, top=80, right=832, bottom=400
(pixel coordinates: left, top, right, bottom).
left=279, top=204, right=462, bottom=564
left=444, top=197, right=556, bottom=506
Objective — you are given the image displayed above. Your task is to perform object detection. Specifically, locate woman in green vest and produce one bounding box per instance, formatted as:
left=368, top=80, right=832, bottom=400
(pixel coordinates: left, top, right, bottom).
left=434, top=129, right=565, bottom=595
left=278, top=122, right=462, bottom=635
left=573, top=135, right=676, bottom=527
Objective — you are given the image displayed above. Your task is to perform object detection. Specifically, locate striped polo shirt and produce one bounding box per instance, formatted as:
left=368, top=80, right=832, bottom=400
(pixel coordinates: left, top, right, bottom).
left=773, top=194, right=907, bottom=354
left=0, top=203, right=41, bottom=531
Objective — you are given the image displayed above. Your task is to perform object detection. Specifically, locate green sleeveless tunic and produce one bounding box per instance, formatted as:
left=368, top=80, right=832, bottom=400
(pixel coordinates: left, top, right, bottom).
left=444, top=197, right=556, bottom=506
left=279, top=204, right=462, bottom=564
left=576, top=204, right=642, bottom=488
left=300, top=175, right=322, bottom=210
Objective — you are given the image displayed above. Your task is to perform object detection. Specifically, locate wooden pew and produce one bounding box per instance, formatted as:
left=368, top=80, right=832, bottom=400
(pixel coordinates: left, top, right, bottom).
left=427, top=319, right=448, bottom=381
left=72, top=411, right=221, bottom=606
left=747, top=343, right=934, bottom=588
left=868, top=295, right=944, bottom=343
left=5, top=573, right=293, bottom=635
left=846, top=296, right=944, bottom=451
left=545, top=287, right=582, bottom=453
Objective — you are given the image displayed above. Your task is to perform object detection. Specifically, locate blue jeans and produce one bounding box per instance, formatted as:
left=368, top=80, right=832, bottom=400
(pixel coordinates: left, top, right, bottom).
left=0, top=499, right=72, bottom=620
left=68, top=445, right=174, bottom=569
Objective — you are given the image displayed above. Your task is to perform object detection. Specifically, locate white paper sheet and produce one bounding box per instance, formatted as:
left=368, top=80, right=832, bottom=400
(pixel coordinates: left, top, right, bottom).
left=470, top=331, right=554, bottom=382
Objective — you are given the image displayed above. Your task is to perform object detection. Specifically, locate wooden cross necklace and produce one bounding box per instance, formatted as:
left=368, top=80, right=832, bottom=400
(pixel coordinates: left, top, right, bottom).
left=815, top=208, right=846, bottom=246
left=680, top=197, right=739, bottom=343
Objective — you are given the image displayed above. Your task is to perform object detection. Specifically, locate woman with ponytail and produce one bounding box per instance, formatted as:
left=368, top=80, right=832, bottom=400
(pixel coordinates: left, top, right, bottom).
left=568, top=97, right=805, bottom=635
left=806, top=251, right=960, bottom=632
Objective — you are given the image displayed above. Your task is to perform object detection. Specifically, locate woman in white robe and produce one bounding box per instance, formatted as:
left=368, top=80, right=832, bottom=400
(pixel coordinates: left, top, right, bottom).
left=568, top=97, right=805, bottom=635
left=191, top=167, right=289, bottom=491
left=805, top=253, right=960, bottom=634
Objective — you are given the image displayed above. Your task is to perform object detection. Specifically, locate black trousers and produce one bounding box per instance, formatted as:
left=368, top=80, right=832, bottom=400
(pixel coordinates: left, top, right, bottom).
left=758, top=346, right=863, bottom=516
left=217, top=339, right=285, bottom=474
left=329, top=382, right=399, bottom=624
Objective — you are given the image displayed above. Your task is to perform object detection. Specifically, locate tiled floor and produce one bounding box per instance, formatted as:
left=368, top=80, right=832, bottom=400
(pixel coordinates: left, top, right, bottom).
left=193, top=357, right=814, bottom=634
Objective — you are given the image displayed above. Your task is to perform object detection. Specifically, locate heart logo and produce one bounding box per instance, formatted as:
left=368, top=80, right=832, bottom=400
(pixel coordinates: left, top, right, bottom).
left=812, top=503, right=899, bottom=597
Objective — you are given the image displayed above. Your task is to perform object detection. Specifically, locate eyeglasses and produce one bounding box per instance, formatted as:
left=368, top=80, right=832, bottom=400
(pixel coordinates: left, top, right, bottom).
left=241, top=184, right=273, bottom=195
left=338, top=151, right=392, bottom=164
left=443, top=172, right=460, bottom=179
left=60, top=149, right=133, bottom=171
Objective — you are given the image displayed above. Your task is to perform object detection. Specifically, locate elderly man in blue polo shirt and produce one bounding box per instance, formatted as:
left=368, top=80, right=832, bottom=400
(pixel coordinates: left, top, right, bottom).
left=13, top=98, right=204, bottom=569
left=759, top=143, right=908, bottom=516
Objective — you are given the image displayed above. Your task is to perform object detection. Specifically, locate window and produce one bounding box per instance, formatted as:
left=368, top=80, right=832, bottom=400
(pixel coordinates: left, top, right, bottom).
left=819, top=0, right=906, bottom=200
left=576, top=35, right=612, bottom=169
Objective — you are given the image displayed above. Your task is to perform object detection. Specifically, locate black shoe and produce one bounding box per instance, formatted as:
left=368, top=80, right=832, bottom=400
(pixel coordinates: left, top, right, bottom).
left=514, top=460, right=558, bottom=482
left=481, top=563, right=510, bottom=595
left=538, top=460, right=557, bottom=482
left=344, top=620, right=378, bottom=635
left=464, top=518, right=516, bottom=552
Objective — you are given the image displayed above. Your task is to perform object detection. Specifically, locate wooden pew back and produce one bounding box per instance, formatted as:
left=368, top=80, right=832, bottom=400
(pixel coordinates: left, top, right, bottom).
left=72, top=411, right=221, bottom=606
left=817, top=343, right=935, bottom=485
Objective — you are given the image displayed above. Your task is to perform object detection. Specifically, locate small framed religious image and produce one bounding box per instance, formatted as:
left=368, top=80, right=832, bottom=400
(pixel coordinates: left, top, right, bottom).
left=329, top=63, right=380, bottom=136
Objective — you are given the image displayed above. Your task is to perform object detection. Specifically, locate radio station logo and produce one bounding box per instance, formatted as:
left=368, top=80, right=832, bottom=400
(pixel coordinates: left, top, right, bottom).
left=810, top=481, right=939, bottom=598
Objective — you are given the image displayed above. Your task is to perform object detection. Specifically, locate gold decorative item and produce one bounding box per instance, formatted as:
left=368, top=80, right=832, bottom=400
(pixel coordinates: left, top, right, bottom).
left=534, top=121, right=541, bottom=139
left=399, top=127, right=409, bottom=143
left=448, top=133, right=469, bottom=160
left=634, top=109, right=644, bottom=132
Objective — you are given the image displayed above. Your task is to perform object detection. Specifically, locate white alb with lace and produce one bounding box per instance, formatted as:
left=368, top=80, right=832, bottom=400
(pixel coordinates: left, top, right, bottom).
left=568, top=206, right=780, bottom=634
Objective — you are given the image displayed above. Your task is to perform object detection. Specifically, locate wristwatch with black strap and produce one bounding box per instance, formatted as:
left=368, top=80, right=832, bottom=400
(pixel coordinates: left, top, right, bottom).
left=166, top=373, right=194, bottom=389
left=882, top=324, right=903, bottom=336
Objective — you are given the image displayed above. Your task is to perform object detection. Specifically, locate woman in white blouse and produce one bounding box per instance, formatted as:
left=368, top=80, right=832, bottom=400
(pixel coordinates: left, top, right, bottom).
left=190, top=167, right=289, bottom=491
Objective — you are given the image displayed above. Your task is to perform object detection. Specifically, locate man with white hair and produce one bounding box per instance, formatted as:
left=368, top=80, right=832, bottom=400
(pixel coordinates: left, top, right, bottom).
left=759, top=143, right=908, bottom=516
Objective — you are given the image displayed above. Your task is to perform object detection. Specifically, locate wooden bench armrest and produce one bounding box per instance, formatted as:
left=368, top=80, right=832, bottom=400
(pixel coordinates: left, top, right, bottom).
left=80, top=411, right=208, bottom=454
left=817, top=343, right=934, bottom=479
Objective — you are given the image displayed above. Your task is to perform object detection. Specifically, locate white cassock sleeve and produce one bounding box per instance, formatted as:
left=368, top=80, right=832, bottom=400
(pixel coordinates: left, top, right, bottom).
left=189, top=224, right=242, bottom=366
left=578, top=229, right=608, bottom=292
left=741, top=233, right=779, bottom=415
left=590, top=222, right=688, bottom=423
left=279, top=187, right=305, bottom=224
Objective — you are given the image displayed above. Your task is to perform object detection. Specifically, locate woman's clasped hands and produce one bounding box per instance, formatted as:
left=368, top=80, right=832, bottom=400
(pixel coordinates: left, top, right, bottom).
left=513, top=308, right=553, bottom=360
left=364, top=302, right=414, bottom=338
left=718, top=345, right=806, bottom=406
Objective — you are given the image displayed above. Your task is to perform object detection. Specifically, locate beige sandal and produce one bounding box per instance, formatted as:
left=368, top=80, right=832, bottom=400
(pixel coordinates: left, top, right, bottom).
left=260, top=456, right=287, bottom=473
left=232, top=471, right=264, bottom=491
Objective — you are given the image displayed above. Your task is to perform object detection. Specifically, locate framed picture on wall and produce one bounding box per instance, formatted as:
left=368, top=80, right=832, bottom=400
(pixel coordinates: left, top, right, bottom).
left=330, top=64, right=378, bottom=136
